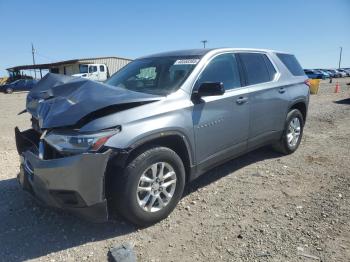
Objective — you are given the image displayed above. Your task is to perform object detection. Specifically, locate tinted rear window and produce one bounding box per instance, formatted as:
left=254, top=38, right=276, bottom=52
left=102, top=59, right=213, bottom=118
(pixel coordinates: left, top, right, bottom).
left=239, top=53, right=275, bottom=85
left=276, top=53, right=304, bottom=76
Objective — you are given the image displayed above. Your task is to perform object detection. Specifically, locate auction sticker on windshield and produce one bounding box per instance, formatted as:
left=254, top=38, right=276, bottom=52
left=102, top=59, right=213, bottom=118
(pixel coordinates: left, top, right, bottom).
left=174, top=59, right=200, bottom=65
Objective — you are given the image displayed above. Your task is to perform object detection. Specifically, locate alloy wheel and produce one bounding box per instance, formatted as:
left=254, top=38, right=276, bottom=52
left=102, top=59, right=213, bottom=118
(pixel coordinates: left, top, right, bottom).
left=287, top=117, right=301, bottom=147
left=136, top=162, right=177, bottom=212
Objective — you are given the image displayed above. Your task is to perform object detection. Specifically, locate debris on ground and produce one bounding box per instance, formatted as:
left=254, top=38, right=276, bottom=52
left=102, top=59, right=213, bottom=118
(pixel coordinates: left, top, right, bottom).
left=109, top=243, right=136, bottom=262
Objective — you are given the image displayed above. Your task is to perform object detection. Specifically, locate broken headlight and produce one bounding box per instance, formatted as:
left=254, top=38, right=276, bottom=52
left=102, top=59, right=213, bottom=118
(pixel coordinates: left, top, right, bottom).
left=44, top=128, right=120, bottom=154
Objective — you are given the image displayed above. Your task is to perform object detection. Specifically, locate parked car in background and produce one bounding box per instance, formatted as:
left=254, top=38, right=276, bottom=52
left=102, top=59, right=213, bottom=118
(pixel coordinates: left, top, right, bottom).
left=320, top=69, right=332, bottom=78
left=0, top=79, right=38, bottom=94
left=324, top=70, right=336, bottom=78
left=327, top=69, right=341, bottom=78
left=304, top=69, right=324, bottom=79
left=337, top=69, right=350, bottom=77
left=320, top=70, right=331, bottom=78
left=314, top=69, right=330, bottom=78
left=335, top=69, right=346, bottom=77
left=16, top=48, right=309, bottom=226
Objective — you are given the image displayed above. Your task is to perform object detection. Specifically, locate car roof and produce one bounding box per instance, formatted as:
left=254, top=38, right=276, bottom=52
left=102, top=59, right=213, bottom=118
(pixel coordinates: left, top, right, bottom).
left=139, top=48, right=291, bottom=59
left=139, top=49, right=214, bottom=58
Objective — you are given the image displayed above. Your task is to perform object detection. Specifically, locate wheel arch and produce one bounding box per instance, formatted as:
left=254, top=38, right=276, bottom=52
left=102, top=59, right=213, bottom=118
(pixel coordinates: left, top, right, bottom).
left=126, top=132, right=193, bottom=178
left=104, top=131, right=194, bottom=205
left=289, top=100, right=307, bottom=124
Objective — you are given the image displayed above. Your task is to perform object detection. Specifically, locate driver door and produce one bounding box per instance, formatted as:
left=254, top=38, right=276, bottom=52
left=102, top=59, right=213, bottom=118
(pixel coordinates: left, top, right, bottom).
left=193, top=53, right=250, bottom=167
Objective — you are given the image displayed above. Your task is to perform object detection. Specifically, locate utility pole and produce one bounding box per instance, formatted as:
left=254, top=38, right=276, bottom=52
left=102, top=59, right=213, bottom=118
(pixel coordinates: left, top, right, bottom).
left=338, top=46, right=342, bottom=69
left=201, top=40, right=208, bottom=48
left=31, top=43, right=37, bottom=78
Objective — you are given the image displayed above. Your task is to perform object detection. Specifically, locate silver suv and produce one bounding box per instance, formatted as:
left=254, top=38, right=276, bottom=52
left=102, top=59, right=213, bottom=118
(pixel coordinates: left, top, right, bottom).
left=15, top=48, right=309, bottom=226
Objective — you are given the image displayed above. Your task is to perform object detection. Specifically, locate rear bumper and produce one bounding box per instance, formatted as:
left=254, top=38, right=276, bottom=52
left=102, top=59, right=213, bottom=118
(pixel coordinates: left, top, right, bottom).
left=15, top=127, right=112, bottom=222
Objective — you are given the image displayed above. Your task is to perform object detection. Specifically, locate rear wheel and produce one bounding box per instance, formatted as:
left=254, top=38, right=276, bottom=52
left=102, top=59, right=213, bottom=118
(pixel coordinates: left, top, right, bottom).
left=112, top=146, right=185, bottom=226
left=5, top=88, right=13, bottom=94
left=273, top=109, right=304, bottom=154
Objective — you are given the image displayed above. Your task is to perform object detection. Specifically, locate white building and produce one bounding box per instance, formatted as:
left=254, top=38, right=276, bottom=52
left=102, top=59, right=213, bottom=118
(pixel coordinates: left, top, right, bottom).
left=48, top=56, right=131, bottom=76
left=7, top=56, right=132, bottom=80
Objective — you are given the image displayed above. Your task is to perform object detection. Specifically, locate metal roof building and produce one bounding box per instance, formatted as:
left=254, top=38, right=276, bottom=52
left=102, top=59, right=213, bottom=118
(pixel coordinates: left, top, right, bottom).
left=7, top=56, right=132, bottom=79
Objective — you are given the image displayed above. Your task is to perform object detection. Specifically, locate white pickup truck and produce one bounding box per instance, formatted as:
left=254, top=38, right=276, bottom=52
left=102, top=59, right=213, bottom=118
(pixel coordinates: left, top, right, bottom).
left=72, top=64, right=108, bottom=82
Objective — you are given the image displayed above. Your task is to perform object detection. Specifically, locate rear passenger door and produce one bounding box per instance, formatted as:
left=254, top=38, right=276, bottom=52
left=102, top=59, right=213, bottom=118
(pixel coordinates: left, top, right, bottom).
left=238, top=52, right=288, bottom=149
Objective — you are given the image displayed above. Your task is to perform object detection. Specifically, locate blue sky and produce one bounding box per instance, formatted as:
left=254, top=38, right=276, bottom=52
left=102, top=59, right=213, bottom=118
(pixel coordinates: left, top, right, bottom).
left=0, top=0, right=349, bottom=77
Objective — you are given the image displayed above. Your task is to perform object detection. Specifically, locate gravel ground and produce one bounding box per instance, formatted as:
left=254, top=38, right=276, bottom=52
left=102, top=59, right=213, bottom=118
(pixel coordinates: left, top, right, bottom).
left=0, top=78, right=349, bottom=262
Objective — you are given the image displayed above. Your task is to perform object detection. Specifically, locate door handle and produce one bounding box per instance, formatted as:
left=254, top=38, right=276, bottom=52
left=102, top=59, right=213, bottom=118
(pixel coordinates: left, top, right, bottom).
left=278, top=87, right=286, bottom=94
left=236, top=97, right=248, bottom=105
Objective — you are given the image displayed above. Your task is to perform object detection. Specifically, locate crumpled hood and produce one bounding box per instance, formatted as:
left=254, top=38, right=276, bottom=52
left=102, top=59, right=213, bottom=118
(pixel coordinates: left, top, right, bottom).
left=26, top=73, right=162, bottom=129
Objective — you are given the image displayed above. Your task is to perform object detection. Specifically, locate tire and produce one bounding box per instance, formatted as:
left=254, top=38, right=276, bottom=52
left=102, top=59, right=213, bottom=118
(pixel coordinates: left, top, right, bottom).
left=273, top=109, right=304, bottom=155
left=112, top=146, right=185, bottom=227
left=5, top=88, right=13, bottom=94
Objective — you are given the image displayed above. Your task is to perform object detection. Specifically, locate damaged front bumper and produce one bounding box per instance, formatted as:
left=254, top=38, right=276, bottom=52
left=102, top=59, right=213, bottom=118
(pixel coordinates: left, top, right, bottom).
left=15, top=127, right=112, bottom=222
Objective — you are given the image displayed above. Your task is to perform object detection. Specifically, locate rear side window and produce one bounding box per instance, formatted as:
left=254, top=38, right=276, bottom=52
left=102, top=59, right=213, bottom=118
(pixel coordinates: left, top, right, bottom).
left=100, top=65, right=105, bottom=72
left=239, top=53, right=275, bottom=85
left=276, top=53, right=304, bottom=76
left=198, top=53, right=241, bottom=90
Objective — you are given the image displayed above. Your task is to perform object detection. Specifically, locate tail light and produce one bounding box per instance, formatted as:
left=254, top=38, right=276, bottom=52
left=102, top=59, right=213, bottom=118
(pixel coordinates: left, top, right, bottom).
left=304, top=79, right=311, bottom=87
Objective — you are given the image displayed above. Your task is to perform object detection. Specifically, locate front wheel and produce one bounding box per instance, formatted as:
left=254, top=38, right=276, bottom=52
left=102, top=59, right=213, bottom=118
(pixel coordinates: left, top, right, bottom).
left=112, top=146, right=185, bottom=226
left=273, top=109, right=304, bottom=154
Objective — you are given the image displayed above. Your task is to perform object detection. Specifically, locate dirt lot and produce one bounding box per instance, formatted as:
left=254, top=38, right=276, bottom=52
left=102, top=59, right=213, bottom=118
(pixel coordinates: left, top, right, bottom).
left=0, top=78, right=349, bottom=262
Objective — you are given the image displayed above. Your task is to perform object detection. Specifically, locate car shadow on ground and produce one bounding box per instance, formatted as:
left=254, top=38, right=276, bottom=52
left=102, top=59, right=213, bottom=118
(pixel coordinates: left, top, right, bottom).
left=334, top=98, right=350, bottom=105
left=185, top=146, right=282, bottom=196
left=0, top=147, right=282, bottom=261
left=0, top=177, right=135, bottom=261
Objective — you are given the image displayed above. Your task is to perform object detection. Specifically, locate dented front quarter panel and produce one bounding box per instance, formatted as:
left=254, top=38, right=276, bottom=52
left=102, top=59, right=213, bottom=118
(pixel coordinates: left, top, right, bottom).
left=79, top=90, right=196, bottom=162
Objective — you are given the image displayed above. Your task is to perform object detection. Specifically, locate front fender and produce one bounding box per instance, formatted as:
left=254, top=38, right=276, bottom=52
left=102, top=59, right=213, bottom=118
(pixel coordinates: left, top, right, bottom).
left=105, top=128, right=195, bottom=166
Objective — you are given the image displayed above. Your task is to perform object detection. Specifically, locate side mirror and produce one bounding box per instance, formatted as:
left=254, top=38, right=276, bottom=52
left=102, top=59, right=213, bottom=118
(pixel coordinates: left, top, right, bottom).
left=193, top=82, right=225, bottom=98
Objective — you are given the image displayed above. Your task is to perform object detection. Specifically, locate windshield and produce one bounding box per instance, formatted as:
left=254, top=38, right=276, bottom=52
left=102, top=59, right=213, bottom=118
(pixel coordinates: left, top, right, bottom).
left=105, top=56, right=201, bottom=95
left=79, top=64, right=89, bottom=74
